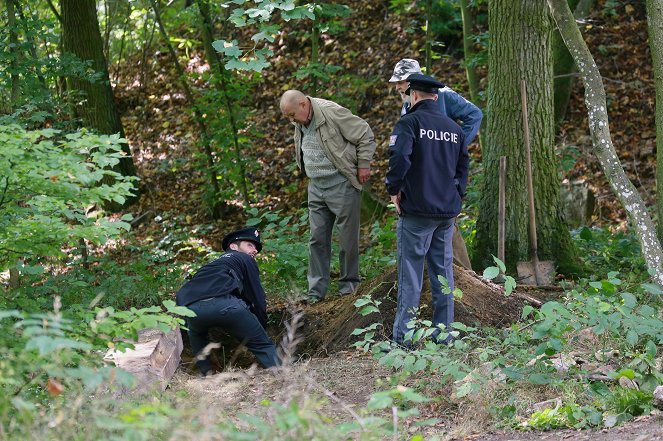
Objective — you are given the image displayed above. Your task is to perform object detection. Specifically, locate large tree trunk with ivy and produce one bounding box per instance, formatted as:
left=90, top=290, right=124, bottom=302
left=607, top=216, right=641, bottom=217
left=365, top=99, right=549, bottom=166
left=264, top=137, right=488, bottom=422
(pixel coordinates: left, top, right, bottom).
left=552, top=0, right=595, bottom=125
left=647, top=0, right=663, bottom=244
left=548, top=0, right=663, bottom=286
left=473, top=0, right=579, bottom=275
left=60, top=0, right=137, bottom=207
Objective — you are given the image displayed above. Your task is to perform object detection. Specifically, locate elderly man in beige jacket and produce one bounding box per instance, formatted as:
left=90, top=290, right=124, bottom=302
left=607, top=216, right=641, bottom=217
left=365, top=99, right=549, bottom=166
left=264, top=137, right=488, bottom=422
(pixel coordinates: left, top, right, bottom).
left=280, top=90, right=376, bottom=303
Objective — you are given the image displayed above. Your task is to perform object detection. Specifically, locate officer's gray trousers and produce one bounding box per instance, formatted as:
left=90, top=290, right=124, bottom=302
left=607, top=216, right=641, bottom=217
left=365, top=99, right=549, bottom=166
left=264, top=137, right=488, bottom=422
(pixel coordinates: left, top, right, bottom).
left=307, top=179, right=361, bottom=299
left=392, top=215, right=455, bottom=345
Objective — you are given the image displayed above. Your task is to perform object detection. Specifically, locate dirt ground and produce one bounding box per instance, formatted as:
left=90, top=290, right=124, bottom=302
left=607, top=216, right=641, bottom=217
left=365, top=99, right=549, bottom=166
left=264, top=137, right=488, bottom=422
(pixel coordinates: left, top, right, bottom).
left=172, top=350, right=663, bottom=440
left=171, top=270, right=661, bottom=440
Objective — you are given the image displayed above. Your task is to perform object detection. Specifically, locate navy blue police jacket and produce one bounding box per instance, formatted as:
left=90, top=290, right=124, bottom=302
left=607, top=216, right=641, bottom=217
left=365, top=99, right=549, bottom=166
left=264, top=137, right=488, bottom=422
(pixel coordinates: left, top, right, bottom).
left=386, top=98, right=469, bottom=218
left=175, top=251, right=268, bottom=328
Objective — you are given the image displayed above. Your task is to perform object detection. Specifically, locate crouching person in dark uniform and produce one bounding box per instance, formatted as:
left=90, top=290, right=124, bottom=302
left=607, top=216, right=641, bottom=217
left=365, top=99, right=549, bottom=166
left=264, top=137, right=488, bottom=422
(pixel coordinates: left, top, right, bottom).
left=176, top=227, right=281, bottom=375
left=385, top=73, right=468, bottom=347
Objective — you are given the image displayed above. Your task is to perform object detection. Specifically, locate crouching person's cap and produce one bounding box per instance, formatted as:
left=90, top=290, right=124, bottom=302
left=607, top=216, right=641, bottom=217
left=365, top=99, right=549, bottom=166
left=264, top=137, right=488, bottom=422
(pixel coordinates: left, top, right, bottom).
left=222, top=227, right=263, bottom=252
left=405, top=73, right=445, bottom=95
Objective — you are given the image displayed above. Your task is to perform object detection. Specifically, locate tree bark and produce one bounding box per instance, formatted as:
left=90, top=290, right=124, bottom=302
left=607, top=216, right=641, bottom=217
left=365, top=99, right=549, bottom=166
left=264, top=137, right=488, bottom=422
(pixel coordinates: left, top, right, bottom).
left=548, top=0, right=663, bottom=286
left=60, top=0, right=138, bottom=207
left=473, top=0, right=579, bottom=275
left=647, top=0, right=663, bottom=244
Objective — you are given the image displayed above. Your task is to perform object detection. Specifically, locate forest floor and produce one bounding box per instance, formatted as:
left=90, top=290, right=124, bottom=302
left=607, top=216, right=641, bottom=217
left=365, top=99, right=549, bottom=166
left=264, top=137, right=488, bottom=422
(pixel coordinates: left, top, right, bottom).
left=114, top=0, right=662, bottom=438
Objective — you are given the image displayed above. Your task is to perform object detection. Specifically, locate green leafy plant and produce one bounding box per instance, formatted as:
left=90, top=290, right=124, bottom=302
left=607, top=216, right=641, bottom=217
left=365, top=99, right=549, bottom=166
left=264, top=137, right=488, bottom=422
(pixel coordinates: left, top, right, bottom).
left=246, top=207, right=310, bottom=295
left=481, top=256, right=517, bottom=295
left=0, top=125, right=136, bottom=276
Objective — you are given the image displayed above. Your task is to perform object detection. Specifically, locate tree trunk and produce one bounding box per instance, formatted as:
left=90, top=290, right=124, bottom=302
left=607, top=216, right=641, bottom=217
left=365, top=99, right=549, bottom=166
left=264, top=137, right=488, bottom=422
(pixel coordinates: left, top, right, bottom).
left=548, top=0, right=663, bottom=286
left=424, top=0, right=432, bottom=72
left=473, top=0, right=579, bottom=275
left=311, top=3, right=320, bottom=95
left=647, top=0, right=663, bottom=244
left=459, top=0, right=483, bottom=108
left=552, top=0, right=595, bottom=125
left=149, top=0, right=224, bottom=219
left=7, top=0, right=21, bottom=108
left=60, top=0, right=138, bottom=207
left=196, top=0, right=250, bottom=207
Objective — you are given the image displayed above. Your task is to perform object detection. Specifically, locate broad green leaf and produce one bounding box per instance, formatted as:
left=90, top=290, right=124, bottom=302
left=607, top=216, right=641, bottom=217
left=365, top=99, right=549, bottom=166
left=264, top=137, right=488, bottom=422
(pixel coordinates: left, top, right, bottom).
left=482, top=266, right=499, bottom=280
left=504, top=276, right=516, bottom=296
left=492, top=255, right=506, bottom=273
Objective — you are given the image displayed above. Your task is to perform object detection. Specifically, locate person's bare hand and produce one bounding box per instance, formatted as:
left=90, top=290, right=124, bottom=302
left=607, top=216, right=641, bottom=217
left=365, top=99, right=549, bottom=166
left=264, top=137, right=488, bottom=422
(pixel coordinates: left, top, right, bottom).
left=390, top=193, right=401, bottom=215
left=357, top=168, right=370, bottom=184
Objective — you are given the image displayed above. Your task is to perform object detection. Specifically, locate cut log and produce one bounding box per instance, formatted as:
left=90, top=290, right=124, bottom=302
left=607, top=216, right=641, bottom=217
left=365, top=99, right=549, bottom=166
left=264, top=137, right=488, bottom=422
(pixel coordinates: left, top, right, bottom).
left=104, top=327, right=183, bottom=392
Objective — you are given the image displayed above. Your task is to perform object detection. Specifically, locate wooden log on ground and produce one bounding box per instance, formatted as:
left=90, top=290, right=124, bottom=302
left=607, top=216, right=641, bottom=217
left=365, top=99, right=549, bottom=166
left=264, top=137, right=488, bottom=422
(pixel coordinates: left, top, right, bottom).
left=104, top=327, right=183, bottom=392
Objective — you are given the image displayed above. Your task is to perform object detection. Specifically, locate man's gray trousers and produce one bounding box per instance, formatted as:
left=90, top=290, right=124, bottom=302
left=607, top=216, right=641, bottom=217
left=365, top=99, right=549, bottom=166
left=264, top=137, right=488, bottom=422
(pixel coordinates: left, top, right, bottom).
left=307, top=179, right=361, bottom=299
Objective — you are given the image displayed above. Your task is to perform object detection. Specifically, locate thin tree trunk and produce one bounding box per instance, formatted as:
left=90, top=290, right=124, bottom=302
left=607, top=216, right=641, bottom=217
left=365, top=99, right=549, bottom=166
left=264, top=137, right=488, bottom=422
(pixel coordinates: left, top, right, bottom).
left=425, top=0, right=432, bottom=72
left=138, top=8, right=156, bottom=97
left=548, top=0, right=663, bottom=286
left=311, top=3, right=319, bottom=95
left=7, top=0, right=21, bottom=108
left=459, top=0, right=482, bottom=108
left=14, top=0, right=48, bottom=89
left=113, top=1, right=132, bottom=83
left=552, top=0, right=595, bottom=125
left=103, top=0, right=111, bottom=59
left=149, top=0, right=224, bottom=219
left=196, top=0, right=250, bottom=207
left=647, top=0, right=663, bottom=244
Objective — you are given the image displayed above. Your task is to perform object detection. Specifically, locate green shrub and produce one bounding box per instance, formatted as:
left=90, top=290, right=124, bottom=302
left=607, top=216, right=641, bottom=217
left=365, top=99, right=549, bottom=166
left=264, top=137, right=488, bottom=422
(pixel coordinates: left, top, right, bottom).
left=0, top=125, right=136, bottom=276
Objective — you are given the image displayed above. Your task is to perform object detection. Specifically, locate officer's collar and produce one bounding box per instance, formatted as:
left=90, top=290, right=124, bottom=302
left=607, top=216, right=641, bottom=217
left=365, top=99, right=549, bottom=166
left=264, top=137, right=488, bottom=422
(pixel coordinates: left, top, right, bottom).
left=409, top=98, right=438, bottom=112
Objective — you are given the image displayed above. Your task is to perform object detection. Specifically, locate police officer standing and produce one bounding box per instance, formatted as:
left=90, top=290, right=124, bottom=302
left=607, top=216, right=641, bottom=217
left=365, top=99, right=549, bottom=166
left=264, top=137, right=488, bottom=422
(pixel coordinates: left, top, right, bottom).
left=385, top=73, right=468, bottom=347
left=176, top=227, right=281, bottom=375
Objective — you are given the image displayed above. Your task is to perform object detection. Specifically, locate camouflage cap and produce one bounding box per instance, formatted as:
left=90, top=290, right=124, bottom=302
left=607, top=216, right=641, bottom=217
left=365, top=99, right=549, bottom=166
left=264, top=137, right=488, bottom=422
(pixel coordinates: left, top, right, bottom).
left=389, top=58, right=422, bottom=82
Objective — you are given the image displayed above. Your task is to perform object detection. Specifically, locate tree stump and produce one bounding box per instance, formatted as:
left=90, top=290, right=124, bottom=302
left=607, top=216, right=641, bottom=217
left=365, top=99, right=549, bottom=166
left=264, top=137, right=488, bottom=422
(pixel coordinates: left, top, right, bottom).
left=104, top=327, right=183, bottom=392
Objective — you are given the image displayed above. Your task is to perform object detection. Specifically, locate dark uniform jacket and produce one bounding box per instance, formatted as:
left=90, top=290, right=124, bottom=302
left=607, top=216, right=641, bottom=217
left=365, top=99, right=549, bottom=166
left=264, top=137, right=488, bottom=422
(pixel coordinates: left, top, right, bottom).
left=386, top=99, right=468, bottom=218
left=175, top=251, right=268, bottom=327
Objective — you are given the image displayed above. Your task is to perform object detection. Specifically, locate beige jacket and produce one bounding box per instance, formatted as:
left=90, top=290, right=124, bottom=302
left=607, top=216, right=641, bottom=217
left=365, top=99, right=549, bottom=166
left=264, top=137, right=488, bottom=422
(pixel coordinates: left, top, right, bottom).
left=292, top=97, right=376, bottom=190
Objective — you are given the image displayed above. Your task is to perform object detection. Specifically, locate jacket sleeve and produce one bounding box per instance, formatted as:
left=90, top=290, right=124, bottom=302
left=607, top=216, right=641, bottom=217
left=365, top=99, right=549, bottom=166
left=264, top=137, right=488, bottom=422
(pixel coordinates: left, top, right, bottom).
left=385, top=119, right=414, bottom=196
left=239, top=255, right=269, bottom=328
left=455, top=132, right=469, bottom=198
left=442, top=89, right=483, bottom=147
left=328, top=105, right=377, bottom=169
